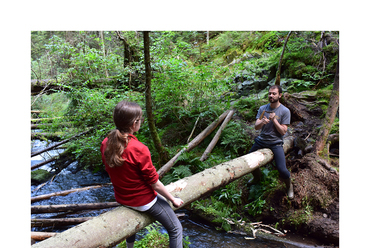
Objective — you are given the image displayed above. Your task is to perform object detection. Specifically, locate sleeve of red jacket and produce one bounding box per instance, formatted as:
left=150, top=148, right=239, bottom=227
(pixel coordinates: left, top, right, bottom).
left=137, top=145, right=159, bottom=185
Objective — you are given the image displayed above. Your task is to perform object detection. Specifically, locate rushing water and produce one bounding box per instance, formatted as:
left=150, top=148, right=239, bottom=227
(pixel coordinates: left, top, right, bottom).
left=31, top=138, right=319, bottom=248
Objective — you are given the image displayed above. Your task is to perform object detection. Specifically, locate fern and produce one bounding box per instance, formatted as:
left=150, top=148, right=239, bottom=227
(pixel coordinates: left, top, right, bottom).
left=220, top=121, right=253, bottom=155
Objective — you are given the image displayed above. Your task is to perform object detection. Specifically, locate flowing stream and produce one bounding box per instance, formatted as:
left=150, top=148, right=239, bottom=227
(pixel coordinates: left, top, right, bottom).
left=31, top=138, right=319, bottom=248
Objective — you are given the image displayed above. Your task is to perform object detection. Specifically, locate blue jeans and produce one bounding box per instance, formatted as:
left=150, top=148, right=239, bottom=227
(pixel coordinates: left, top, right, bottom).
left=248, top=138, right=291, bottom=179
left=126, top=195, right=183, bottom=248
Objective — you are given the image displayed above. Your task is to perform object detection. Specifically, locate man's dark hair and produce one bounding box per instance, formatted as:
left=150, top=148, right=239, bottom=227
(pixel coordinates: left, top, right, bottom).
left=269, top=85, right=282, bottom=94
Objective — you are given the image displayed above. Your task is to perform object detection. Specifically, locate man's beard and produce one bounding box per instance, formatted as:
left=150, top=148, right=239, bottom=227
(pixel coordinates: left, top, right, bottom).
left=269, top=97, right=279, bottom=103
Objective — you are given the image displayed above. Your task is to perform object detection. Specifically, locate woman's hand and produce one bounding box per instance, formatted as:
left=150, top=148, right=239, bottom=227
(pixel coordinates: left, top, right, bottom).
left=172, top=198, right=184, bottom=208
left=151, top=180, right=184, bottom=208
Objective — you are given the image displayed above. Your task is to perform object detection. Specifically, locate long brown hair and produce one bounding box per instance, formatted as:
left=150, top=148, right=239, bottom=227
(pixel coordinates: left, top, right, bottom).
left=104, top=101, right=142, bottom=168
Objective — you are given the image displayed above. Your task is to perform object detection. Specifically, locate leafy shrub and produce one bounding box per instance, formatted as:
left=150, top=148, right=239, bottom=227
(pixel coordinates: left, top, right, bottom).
left=220, top=120, right=254, bottom=156
left=244, top=167, right=280, bottom=216
left=117, top=222, right=190, bottom=248
left=233, top=97, right=267, bottom=121
left=286, top=80, right=315, bottom=93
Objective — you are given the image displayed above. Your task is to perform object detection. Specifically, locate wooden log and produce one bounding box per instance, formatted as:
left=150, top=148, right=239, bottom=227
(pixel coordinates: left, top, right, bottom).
left=31, top=156, right=59, bottom=170
left=32, top=122, right=71, bottom=129
left=157, top=110, right=230, bottom=178
left=31, top=117, right=62, bottom=123
left=313, top=60, right=339, bottom=156
left=31, top=232, right=57, bottom=241
left=31, top=132, right=62, bottom=140
left=31, top=202, right=120, bottom=214
left=31, top=110, right=44, bottom=114
left=32, top=123, right=52, bottom=129
left=200, top=109, right=235, bottom=161
left=31, top=129, right=91, bottom=157
left=31, top=136, right=294, bottom=248
left=31, top=184, right=111, bottom=203
left=32, top=217, right=93, bottom=227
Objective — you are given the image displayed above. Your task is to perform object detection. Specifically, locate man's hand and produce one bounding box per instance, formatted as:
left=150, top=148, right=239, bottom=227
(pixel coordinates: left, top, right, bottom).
left=255, top=116, right=269, bottom=130
left=268, top=112, right=276, bottom=120
left=261, top=116, right=270, bottom=124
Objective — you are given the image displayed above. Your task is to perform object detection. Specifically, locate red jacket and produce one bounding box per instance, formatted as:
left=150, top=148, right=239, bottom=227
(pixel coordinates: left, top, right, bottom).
left=100, top=134, right=159, bottom=207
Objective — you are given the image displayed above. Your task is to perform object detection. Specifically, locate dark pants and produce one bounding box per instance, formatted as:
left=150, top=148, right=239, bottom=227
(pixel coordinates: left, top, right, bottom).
left=248, top=139, right=290, bottom=179
left=126, top=195, right=183, bottom=248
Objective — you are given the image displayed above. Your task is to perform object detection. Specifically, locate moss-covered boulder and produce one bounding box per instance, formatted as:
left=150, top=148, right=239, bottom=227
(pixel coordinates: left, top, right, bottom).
left=31, top=169, right=52, bottom=185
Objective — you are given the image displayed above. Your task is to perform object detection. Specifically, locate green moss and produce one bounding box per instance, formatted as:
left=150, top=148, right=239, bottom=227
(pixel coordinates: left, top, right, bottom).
left=31, top=169, right=51, bottom=184
left=286, top=207, right=313, bottom=229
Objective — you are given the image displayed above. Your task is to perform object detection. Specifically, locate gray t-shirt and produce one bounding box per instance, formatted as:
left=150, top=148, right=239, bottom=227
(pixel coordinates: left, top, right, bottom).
left=255, top=103, right=291, bottom=144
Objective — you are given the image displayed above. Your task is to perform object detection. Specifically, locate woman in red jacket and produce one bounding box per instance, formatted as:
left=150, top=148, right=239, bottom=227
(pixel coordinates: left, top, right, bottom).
left=101, top=101, right=184, bottom=248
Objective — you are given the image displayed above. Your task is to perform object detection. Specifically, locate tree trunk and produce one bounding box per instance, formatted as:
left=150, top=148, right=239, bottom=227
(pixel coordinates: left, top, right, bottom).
left=100, top=31, right=109, bottom=78
left=157, top=110, right=230, bottom=178
left=313, top=59, right=339, bottom=156
left=200, top=109, right=235, bottom=161
left=31, top=202, right=120, bottom=214
left=32, top=136, right=294, bottom=248
left=31, top=217, right=93, bottom=227
left=31, top=184, right=111, bottom=203
left=275, top=31, right=292, bottom=86
left=143, top=31, right=169, bottom=166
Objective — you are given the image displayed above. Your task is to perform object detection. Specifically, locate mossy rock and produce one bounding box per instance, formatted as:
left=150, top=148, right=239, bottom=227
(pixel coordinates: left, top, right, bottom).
left=31, top=169, right=52, bottom=185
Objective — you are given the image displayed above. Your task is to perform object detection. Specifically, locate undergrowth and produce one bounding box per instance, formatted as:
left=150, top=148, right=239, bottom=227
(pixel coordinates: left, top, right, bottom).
left=117, top=222, right=191, bottom=248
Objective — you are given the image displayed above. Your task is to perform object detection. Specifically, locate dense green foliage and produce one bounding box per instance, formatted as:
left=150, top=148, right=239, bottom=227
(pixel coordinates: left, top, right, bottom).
left=31, top=31, right=339, bottom=236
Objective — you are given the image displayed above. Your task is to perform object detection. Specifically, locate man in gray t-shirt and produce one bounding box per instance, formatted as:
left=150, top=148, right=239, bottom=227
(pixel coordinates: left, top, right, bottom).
left=255, top=101, right=291, bottom=144
left=247, top=85, right=294, bottom=199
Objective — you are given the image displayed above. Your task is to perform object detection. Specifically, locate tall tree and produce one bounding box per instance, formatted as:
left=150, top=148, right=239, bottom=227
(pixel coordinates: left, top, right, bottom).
left=99, top=31, right=109, bottom=78
left=313, top=57, right=339, bottom=156
left=275, top=31, right=292, bottom=85
left=143, top=31, right=169, bottom=166
left=116, top=31, right=139, bottom=68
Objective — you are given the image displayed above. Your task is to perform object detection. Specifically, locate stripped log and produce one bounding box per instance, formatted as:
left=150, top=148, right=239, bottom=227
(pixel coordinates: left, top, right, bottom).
left=157, top=110, right=230, bottom=178
left=31, top=232, right=57, bottom=241
left=31, top=184, right=111, bottom=203
left=32, top=136, right=294, bottom=248
left=32, top=202, right=120, bottom=214
left=32, top=217, right=93, bottom=227
left=200, top=109, right=235, bottom=161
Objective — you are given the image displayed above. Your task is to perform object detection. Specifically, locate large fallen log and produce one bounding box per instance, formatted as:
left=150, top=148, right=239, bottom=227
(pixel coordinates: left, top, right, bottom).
left=31, top=217, right=93, bottom=227
left=31, top=202, right=120, bottom=214
left=200, top=109, right=235, bottom=161
left=31, top=184, right=111, bottom=203
left=32, top=136, right=294, bottom=248
left=157, top=110, right=231, bottom=178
